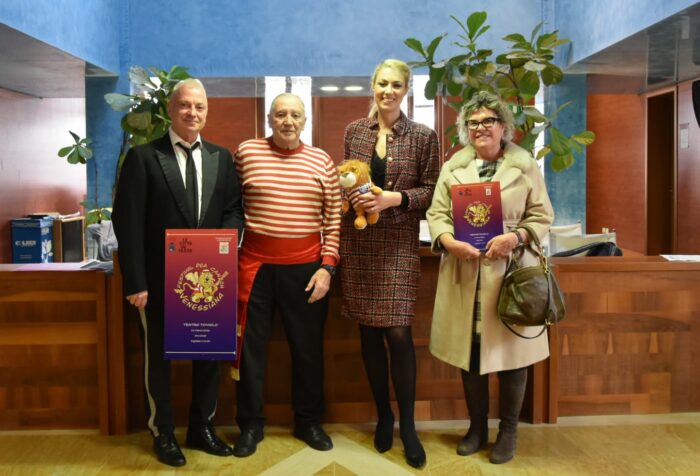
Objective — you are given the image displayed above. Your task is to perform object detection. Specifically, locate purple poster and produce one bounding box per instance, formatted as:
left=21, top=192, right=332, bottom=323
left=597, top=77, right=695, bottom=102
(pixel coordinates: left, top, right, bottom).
left=451, top=182, right=504, bottom=251
left=164, top=229, right=238, bottom=360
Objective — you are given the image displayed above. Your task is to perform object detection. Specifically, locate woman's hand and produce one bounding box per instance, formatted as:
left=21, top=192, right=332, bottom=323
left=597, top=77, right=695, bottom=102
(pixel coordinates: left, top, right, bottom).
left=439, top=234, right=481, bottom=260
left=354, top=190, right=402, bottom=214
left=484, top=232, right=519, bottom=260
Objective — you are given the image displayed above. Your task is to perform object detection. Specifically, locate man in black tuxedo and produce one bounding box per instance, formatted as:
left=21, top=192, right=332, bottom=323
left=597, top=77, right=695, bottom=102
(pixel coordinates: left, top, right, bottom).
left=112, top=78, right=243, bottom=467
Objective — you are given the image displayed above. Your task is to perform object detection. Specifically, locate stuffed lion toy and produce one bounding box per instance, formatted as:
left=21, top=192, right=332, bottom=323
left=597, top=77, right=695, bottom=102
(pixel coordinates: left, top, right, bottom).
left=337, top=159, right=383, bottom=230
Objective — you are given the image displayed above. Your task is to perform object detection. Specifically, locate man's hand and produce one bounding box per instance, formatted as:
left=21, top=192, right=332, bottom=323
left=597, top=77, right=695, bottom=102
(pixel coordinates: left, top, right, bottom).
left=439, top=234, right=481, bottom=260
left=305, top=268, right=331, bottom=303
left=126, top=291, right=148, bottom=309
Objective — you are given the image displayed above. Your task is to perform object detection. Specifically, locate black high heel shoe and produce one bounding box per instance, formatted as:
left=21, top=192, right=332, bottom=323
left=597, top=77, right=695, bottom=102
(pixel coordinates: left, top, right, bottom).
left=401, top=430, right=426, bottom=469
left=373, top=416, right=394, bottom=453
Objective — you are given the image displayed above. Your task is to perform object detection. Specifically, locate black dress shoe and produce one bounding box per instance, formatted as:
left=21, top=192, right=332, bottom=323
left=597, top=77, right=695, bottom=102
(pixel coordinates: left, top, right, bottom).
left=153, top=432, right=186, bottom=467
left=186, top=424, right=234, bottom=456
left=233, top=428, right=264, bottom=457
left=294, top=424, right=333, bottom=451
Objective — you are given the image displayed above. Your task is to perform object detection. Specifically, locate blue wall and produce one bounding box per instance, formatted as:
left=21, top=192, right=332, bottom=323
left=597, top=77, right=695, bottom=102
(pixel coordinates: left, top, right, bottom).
left=86, top=0, right=541, bottom=208
left=3, top=0, right=692, bottom=215
left=0, top=0, right=120, bottom=73
left=545, top=75, right=588, bottom=228
left=555, top=0, right=697, bottom=65
left=125, top=0, right=541, bottom=77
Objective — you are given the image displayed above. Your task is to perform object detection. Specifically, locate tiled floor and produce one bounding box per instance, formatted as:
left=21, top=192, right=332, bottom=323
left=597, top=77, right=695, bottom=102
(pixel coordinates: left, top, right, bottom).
left=1, top=414, right=700, bottom=475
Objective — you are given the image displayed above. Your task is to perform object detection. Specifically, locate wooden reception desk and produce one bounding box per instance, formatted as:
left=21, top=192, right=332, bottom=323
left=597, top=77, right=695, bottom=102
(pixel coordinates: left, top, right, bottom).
left=3, top=253, right=699, bottom=433
left=0, top=263, right=108, bottom=433
left=548, top=255, right=700, bottom=422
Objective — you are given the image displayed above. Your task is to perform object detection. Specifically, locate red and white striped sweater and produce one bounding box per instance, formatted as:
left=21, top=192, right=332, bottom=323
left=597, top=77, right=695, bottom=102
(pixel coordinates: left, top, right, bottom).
left=235, top=137, right=341, bottom=265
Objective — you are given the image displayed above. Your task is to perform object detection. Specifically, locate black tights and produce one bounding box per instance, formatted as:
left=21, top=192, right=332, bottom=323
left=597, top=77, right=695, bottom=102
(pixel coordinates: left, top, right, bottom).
left=359, top=325, right=420, bottom=450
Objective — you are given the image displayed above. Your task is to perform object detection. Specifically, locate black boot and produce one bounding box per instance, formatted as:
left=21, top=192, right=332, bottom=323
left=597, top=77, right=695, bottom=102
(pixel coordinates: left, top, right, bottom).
left=457, top=367, right=489, bottom=456
left=490, top=367, right=527, bottom=464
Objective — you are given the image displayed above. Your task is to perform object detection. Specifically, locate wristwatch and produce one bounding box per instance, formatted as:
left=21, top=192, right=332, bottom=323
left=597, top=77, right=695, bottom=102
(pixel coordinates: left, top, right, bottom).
left=320, top=264, right=337, bottom=276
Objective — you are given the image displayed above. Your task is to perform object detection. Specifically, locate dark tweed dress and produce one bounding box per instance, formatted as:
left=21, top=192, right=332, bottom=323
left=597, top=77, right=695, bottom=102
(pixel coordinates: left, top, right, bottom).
left=340, top=113, right=440, bottom=327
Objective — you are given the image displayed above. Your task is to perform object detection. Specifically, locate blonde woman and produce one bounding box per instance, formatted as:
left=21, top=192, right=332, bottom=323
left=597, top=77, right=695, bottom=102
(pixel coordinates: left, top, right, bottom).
left=340, top=59, right=440, bottom=469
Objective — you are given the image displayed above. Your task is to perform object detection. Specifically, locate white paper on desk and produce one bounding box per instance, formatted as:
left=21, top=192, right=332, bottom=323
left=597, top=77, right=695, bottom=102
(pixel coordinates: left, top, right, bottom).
left=419, top=220, right=432, bottom=244
left=660, top=255, right=700, bottom=262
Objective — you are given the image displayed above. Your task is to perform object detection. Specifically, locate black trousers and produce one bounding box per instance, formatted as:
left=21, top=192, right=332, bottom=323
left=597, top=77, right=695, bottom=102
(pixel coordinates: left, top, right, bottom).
left=236, top=261, right=327, bottom=431
left=139, top=306, right=220, bottom=436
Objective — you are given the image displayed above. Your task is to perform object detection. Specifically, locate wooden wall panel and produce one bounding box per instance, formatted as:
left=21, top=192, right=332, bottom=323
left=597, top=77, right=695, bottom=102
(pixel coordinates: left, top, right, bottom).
left=550, top=257, right=700, bottom=419
left=676, top=79, right=700, bottom=253
left=586, top=95, right=646, bottom=253
left=0, top=269, right=108, bottom=432
left=204, top=97, right=264, bottom=154
left=0, top=98, right=86, bottom=263
left=313, top=96, right=371, bottom=165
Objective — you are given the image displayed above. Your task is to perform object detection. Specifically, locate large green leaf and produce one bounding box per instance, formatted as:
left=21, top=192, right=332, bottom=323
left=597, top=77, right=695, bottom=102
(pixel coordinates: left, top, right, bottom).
left=58, top=146, right=73, bottom=157
left=169, top=65, right=190, bottom=80
left=446, top=79, right=463, bottom=96
left=518, top=70, right=540, bottom=100
left=549, top=128, right=569, bottom=156
left=78, top=145, right=93, bottom=160
left=503, top=33, right=527, bottom=44
left=572, top=130, right=596, bottom=145
left=524, top=60, right=547, bottom=72
left=551, top=153, right=574, bottom=172
left=424, top=79, right=438, bottom=100
left=466, top=11, right=487, bottom=37
left=535, top=146, right=551, bottom=161
left=426, top=33, right=447, bottom=59
left=541, top=65, right=563, bottom=85
left=404, top=38, right=426, bottom=57
left=67, top=149, right=81, bottom=164
left=523, top=107, right=547, bottom=122
left=529, top=22, right=544, bottom=44
left=129, top=66, right=152, bottom=87
left=126, top=111, right=152, bottom=130
left=104, top=93, right=136, bottom=112
left=429, top=65, right=447, bottom=83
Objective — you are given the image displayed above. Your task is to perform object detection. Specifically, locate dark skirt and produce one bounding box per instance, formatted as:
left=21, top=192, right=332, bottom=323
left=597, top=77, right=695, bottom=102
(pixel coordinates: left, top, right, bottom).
left=339, top=215, right=420, bottom=327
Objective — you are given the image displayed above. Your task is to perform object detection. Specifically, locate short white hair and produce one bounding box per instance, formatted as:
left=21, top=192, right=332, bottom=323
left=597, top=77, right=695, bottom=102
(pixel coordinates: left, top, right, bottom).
left=172, top=78, right=206, bottom=97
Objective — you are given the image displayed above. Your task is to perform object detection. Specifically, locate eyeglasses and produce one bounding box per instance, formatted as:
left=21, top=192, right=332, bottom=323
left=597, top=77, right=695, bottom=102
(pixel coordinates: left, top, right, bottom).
left=466, top=117, right=500, bottom=130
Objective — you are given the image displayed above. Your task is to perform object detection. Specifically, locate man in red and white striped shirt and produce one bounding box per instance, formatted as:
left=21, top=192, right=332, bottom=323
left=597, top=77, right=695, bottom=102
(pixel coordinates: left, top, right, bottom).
left=232, top=93, right=341, bottom=457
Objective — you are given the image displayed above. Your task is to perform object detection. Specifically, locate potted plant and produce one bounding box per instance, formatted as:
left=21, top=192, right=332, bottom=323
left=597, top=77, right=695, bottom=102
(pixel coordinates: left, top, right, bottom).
left=405, top=11, right=594, bottom=171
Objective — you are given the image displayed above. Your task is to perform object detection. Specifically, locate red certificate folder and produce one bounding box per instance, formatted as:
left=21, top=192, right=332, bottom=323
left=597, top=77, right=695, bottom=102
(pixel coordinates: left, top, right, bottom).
left=164, top=229, right=238, bottom=360
left=451, top=182, right=504, bottom=250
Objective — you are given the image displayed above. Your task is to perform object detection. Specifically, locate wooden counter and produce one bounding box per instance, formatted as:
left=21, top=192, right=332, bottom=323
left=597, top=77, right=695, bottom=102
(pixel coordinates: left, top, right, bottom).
left=0, top=263, right=108, bottom=433
left=109, top=250, right=549, bottom=433
left=548, top=256, right=700, bottom=422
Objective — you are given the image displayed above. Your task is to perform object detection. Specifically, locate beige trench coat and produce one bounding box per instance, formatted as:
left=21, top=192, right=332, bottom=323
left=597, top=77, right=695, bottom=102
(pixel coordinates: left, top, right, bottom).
left=426, top=142, right=554, bottom=374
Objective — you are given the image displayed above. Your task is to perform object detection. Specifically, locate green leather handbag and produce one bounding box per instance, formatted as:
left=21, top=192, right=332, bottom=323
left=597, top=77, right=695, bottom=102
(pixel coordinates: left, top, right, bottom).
left=497, top=224, right=566, bottom=339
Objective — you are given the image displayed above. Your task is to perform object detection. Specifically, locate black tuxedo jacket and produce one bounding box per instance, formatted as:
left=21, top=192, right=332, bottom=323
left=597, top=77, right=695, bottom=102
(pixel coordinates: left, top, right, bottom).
left=112, top=135, right=244, bottom=317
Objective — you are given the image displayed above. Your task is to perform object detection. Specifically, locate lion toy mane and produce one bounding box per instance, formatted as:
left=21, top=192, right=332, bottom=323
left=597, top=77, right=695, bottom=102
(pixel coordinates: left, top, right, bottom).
left=337, top=159, right=383, bottom=230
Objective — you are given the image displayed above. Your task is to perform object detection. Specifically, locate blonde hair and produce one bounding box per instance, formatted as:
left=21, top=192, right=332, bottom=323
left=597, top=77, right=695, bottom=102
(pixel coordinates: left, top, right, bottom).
left=368, top=59, right=411, bottom=117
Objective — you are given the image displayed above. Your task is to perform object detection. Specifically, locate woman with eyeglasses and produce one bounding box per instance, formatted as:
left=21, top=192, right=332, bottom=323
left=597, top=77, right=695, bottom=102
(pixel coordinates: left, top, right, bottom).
left=426, top=91, right=554, bottom=464
left=340, top=59, right=440, bottom=469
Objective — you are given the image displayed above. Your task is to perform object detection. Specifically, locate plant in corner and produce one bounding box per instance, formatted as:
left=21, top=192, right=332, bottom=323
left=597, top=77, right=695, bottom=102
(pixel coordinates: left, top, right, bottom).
left=57, top=131, right=111, bottom=225
left=405, top=11, right=595, bottom=171
left=104, top=65, right=192, bottom=177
